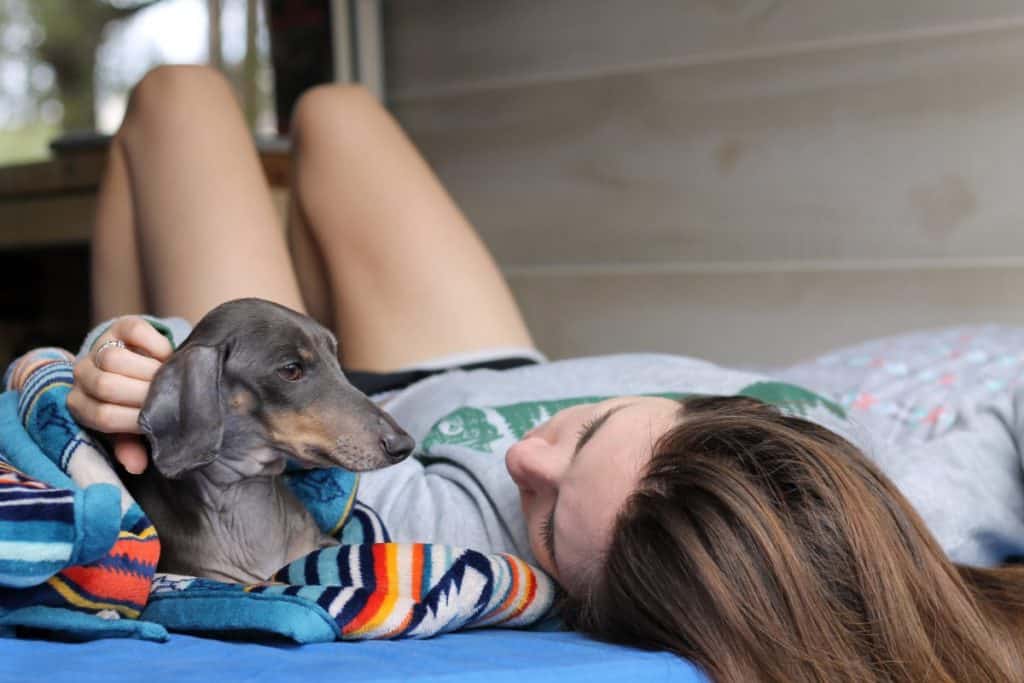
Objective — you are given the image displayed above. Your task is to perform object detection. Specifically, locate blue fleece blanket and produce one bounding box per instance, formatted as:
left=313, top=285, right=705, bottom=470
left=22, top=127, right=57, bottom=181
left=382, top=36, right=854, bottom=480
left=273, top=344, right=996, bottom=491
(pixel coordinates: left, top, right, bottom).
left=0, top=349, right=556, bottom=642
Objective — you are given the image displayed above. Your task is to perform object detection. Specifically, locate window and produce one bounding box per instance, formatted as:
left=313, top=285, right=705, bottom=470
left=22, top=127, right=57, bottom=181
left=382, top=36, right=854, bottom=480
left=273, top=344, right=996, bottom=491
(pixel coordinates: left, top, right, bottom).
left=0, top=0, right=275, bottom=164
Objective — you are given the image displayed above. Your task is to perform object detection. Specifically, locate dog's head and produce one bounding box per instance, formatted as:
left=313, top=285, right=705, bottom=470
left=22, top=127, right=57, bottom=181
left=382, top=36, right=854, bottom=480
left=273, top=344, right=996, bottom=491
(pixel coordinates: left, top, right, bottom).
left=138, top=298, right=414, bottom=479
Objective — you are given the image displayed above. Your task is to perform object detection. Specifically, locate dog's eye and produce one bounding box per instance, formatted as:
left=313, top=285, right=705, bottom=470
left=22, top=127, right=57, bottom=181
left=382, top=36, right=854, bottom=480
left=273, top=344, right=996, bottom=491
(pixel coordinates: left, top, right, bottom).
left=277, top=362, right=304, bottom=382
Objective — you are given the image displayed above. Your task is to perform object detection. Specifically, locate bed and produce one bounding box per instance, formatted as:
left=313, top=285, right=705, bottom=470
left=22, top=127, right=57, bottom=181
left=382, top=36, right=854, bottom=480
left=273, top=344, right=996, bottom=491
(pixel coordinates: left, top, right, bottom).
left=11, top=629, right=705, bottom=683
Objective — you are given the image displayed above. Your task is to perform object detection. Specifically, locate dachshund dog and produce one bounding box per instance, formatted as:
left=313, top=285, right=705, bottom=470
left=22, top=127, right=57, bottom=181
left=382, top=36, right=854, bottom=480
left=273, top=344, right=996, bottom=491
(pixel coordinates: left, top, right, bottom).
left=125, top=298, right=414, bottom=583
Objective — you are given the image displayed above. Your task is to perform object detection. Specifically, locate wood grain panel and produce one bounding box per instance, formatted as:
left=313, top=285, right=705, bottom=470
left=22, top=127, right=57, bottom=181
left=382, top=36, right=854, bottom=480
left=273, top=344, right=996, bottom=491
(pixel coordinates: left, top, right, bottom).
left=0, top=156, right=107, bottom=198
left=386, top=0, right=1024, bottom=98
left=508, top=266, right=1024, bottom=367
left=0, top=190, right=290, bottom=249
left=394, top=26, right=1024, bottom=269
left=0, top=195, right=96, bottom=248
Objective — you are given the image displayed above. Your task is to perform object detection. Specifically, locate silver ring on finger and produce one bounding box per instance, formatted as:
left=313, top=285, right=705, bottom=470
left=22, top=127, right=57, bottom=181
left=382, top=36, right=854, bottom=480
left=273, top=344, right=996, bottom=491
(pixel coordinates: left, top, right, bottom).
left=93, top=338, right=126, bottom=370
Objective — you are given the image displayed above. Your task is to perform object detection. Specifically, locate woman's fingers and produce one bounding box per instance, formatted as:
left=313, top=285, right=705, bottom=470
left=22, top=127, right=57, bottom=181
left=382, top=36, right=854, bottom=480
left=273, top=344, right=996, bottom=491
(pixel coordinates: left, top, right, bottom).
left=67, top=388, right=143, bottom=434
left=68, top=316, right=172, bottom=439
left=104, top=316, right=174, bottom=363
left=74, top=357, right=152, bottom=407
left=93, top=343, right=162, bottom=381
left=113, top=434, right=149, bottom=474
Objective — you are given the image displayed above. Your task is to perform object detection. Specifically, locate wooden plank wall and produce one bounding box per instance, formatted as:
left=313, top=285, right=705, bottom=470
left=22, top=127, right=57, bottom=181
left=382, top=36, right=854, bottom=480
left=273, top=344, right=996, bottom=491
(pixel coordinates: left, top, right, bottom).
left=383, top=1, right=1024, bottom=368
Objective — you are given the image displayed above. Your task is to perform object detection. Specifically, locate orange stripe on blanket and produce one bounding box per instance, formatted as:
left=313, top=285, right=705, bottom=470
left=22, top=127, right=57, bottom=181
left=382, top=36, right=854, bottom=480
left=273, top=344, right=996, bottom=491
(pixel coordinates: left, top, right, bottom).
left=55, top=532, right=160, bottom=612
left=47, top=575, right=143, bottom=619
left=380, top=603, right=415, bottom=639
left=114, top=534, right=162, bottom=567
left=0, top=472, right=47, bottom=488
left=9, top=358, right=54, bottom=390
left=362, top=544, right=402, bottom=635
left=477, top=555, right=539, bottom=624
left=342, top=544, right=395, bottom=636
left=505, top=561, right=537, bottom=622
left=378, top=544, right=425, bottom=639
left=482, top=554, right=520, bottom=622
left=59, top=562, right=152, bottom=610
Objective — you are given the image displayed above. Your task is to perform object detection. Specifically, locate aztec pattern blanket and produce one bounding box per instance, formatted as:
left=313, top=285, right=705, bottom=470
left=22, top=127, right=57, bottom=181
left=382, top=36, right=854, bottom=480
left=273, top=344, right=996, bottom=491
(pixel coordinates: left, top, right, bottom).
left=0, top=348, right=556, bottom=642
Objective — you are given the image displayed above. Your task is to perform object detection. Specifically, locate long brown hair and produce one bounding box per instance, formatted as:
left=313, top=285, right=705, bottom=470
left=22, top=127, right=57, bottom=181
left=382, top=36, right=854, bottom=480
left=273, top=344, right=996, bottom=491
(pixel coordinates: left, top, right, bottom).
left=562, top=395, right=1024, bottom=682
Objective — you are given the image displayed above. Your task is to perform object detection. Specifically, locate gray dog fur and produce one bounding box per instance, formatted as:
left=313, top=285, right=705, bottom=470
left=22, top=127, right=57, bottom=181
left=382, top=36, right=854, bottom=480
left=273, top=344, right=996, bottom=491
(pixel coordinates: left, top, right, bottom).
left=126, top=298, right=414, bottom=583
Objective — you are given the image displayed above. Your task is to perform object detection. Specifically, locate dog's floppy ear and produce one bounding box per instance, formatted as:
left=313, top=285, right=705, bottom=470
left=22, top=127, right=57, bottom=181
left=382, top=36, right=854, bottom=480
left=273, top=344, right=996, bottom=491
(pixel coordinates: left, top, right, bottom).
left=138, top=344, right=225, bottom=479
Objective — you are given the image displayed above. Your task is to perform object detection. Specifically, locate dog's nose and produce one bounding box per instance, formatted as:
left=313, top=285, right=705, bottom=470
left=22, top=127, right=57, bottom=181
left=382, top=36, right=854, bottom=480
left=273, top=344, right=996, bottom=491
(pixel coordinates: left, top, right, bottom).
left=381, top=432, right=415, bottom=461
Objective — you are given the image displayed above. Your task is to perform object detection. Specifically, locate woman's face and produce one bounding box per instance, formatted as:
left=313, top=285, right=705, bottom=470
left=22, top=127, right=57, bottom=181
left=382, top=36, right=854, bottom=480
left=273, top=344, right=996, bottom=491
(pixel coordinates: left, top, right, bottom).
left=504, top=396, right=681, bottom=591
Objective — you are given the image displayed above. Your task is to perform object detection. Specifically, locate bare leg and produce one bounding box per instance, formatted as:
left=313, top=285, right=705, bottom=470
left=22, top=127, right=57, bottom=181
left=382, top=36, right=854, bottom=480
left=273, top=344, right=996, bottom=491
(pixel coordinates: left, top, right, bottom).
left=286, top=198, right=334, bottom=330
left=93, top=65, right=305, bottom=324
left=287, top=84, right=535, bottom=371
left=91, top=135, right=146, bottom=324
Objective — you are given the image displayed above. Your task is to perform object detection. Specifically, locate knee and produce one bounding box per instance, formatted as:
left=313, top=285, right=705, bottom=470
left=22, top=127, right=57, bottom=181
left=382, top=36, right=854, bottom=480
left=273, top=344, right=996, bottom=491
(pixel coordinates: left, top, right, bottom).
left=289, top=82, right=380, bottom=148
left=123, top=65, right=237, bottom=134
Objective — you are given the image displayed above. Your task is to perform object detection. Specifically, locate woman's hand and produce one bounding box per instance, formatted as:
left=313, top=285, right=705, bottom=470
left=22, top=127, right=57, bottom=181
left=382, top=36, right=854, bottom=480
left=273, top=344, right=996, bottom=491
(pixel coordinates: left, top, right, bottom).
left=68, top=316, right=174, bottom=474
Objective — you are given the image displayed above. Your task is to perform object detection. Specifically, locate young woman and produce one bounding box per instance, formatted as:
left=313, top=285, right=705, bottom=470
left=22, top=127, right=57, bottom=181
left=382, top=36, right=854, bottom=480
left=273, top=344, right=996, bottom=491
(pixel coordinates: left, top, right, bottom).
left=67, top=65, right=1024, bottom=682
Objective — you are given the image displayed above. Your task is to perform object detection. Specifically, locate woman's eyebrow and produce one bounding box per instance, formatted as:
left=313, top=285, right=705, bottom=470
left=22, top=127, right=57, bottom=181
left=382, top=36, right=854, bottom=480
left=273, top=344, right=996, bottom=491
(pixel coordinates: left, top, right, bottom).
left=574, top=403, right=630, bottom=458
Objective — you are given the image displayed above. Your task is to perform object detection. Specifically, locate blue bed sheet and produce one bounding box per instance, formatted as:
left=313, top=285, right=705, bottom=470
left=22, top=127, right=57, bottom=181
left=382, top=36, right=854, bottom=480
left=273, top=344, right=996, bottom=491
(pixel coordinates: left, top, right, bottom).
left=6, top=629, right=706, bottom=683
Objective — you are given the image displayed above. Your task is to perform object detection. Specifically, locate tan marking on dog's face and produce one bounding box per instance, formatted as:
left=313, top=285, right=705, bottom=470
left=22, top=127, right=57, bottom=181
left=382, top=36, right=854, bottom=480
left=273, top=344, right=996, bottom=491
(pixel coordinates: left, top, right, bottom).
left=229, top=390, right=255, bottom=414
left=266, top=407, right=355, bottom=468
left=264, top=405, right=392, bottom=471
left=298, top=348, right=315, bottom=363
left=266, top=409, right=334, bottom=450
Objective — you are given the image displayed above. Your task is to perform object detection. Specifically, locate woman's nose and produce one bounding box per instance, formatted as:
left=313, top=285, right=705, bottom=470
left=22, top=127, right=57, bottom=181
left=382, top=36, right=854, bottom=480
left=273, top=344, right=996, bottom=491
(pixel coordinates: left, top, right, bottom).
left=506, top=436, right=563, bottom=492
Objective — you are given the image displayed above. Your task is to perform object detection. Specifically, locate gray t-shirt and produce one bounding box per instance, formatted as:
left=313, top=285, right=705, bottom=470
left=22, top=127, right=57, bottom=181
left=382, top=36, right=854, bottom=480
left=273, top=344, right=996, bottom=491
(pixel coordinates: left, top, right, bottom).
left=362, top=354, right=856, bottom=566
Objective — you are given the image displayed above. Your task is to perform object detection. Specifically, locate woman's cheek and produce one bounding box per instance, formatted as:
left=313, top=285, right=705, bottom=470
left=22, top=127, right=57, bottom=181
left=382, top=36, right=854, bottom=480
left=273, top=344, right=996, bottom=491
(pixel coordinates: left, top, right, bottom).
left=518, top=488, right=535, bottom=515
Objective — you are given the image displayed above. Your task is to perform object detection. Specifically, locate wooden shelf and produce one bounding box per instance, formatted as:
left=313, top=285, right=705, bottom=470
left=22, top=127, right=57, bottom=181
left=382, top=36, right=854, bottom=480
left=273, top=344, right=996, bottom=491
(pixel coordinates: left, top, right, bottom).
left=0, top=137, right=292, bottom=249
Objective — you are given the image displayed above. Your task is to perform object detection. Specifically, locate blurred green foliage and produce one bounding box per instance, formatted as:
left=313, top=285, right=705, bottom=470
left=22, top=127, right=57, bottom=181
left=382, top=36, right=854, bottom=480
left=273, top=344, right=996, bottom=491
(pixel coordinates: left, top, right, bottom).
left=0, top=0, right=271, bottom=165
left=27, top=0, right=160, bottom=131
left=0, top=122, right=58, bottom=163
left=0, top=0, right=158, bottom=163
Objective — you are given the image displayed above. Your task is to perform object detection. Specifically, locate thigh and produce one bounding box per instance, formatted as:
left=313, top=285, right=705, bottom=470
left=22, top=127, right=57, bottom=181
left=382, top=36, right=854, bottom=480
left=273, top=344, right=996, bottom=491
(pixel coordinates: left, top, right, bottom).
left=119, top=66, right=305, bottom=323
left=91, top=132, right=147, bottom=324
left=288, top=84, right=535, bottom=371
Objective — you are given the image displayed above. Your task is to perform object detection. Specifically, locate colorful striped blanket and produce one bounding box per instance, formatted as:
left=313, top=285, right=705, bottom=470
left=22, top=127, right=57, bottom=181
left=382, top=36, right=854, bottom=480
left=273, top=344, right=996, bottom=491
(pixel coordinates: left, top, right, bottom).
left=0, top=349, right=556, bottom=642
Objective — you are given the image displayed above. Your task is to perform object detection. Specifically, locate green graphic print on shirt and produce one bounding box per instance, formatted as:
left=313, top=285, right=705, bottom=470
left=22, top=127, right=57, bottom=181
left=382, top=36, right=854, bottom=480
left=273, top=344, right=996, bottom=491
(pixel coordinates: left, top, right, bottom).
left=420, top=381, right=845, bottom=455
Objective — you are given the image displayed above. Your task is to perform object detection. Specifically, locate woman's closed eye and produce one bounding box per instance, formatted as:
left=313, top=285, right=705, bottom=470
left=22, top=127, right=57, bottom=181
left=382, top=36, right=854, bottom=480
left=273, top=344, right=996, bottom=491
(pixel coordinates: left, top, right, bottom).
left=574, top=405, right=626, bottom=455
left=540, top=505, right=557, bottom=570
left=574, top=410, right=610, bottom=455
left=576, top=415, right=601, bottom=444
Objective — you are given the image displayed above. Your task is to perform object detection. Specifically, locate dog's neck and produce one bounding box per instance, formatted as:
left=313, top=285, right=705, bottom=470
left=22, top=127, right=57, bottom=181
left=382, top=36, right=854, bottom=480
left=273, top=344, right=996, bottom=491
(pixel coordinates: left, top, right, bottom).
left=129, top=454, right=334, bottom=583
left=186, top=468, right=327, bottom=582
